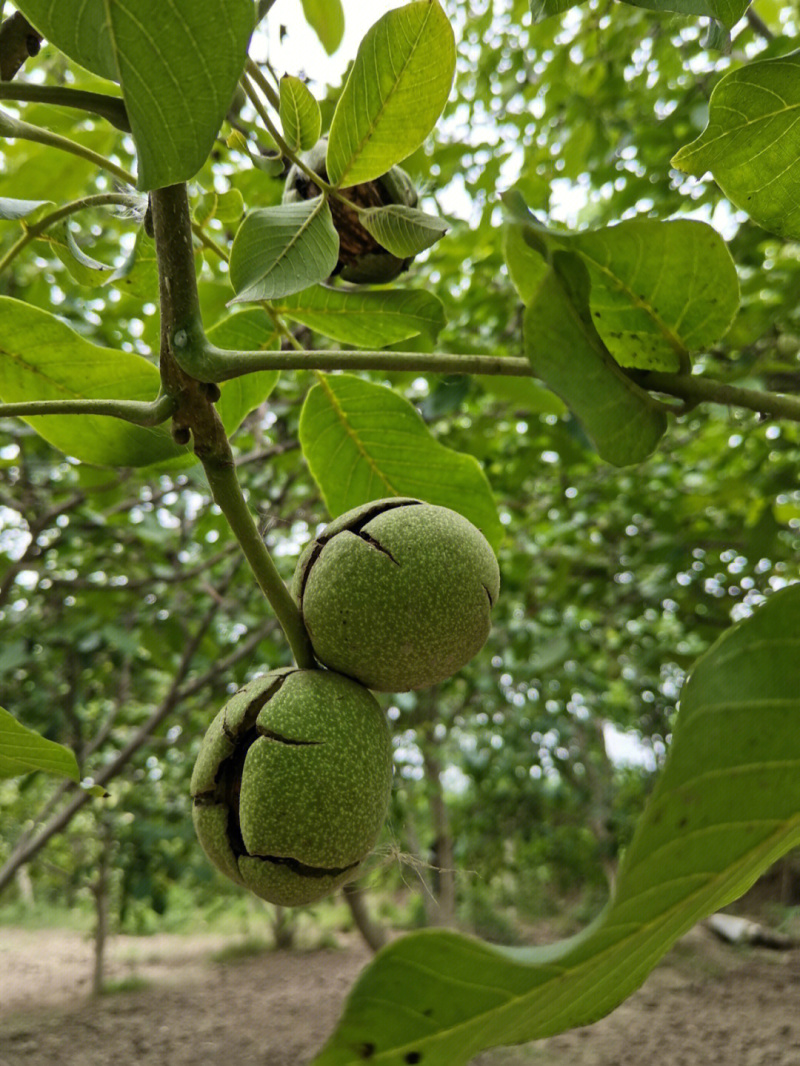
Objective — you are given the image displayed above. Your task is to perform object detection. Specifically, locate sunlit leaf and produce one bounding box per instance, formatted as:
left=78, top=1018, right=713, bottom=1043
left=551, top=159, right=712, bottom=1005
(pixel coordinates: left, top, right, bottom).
left=326, top=0, right=455, bottom=188
left=299, top=374, right=502, bottom=547
left=279, top=76, right=322, bottom=153
left=672, top=52, right=800, bottom=240
left=300, top=0, right=345, bottom=55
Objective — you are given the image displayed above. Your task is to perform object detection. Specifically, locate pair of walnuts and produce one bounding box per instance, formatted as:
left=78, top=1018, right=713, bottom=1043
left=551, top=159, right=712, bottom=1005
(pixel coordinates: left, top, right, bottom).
left=191, top=498, right=500, bottom=905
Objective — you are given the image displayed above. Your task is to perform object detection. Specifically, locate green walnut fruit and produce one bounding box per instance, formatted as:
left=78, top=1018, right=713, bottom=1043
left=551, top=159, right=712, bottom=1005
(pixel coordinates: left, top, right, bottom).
left=293, top=498, right=500, bottom=692
left=282, top=138, right=419, bottom=284
left=190, top=667, right=392, bottom=906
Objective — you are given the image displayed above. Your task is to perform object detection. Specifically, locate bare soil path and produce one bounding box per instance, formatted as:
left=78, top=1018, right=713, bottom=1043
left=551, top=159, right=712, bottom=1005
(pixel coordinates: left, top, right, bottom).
left=0, top=925, right=797, bottom=1065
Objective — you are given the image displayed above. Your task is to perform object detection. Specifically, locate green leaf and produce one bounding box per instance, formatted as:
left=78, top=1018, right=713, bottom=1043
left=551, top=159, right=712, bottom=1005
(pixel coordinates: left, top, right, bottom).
left=300, top=0, right=345, bottom=55
left=476, top=376, right=567, bottom=415
left=0, top=197, right=52, bottom=221
left=271, top=285, right=446, bottom=347
left=326, top=0, right=456, bottom=188
left=299, top=374, right=502, bottom=548
left=107, top=228, right=159, bottom=300
left=48, top=223, right=114, bottom=287
left=502, top=221, right=549, bottom=305
left=523, top=253, right=668, bottom=466
left=530, top=0, right=749, bottom=28
left=14, top=0, right=255, bottom=190
left=622, top=0, right=750, bottom=30
left=229, top=198, right=339, bottom=303
left=206, top=310, right=280, bottom=434
left=194, top=189, right=245, bottom=227
left=358, top=204, right=448, bottom=257
left=530, top=0, right=575, bottom=23
left=672, top=53, right=800, bottom=240
left=0, top=706, right=80, bottom=783
left=503, top=196, right=739, bottom=372
left=0, top=297, right=186, bottom=467
left=279, top=76, right=322, bottom=154
left=568, top=219, right=740, bottom=372
left=314, top=583, right=800, bottom=1064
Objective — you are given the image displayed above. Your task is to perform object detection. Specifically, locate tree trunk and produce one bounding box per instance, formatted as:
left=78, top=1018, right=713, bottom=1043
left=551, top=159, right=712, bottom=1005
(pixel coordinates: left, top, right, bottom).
left=343, top=881, right=387, bottom=953
left=401, top=801, right=439, bottom=925
left=270, top=905, right=295, bottom=950
left=421, top=746, right=456, bottom=927
left=91, top=823, right=112, bottom=996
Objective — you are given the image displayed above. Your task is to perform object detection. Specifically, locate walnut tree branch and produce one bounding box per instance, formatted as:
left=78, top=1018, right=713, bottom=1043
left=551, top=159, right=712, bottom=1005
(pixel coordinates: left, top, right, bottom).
left=0, top=11, right=41, bottom=81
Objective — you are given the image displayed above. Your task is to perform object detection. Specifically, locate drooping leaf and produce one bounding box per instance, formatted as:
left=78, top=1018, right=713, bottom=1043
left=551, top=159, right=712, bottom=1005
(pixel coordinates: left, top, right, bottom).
left=358, top=204, right=449, bottom=257
left=326, top=0, right=456, bottom=188
left=0, top=297, right=186, bottom=467
left=502, top=221, right=549, bottom=305
left=48, top=223, right=114, bottom=287
left=300, top=0, right=345, bottom=55
left=0, top=707, right=80, bottom=783
left=14, top=0, right=255, bottom=190
left=523, top=253, right=668, bottom=466
left=314, top=582, right=800, bottom=1064
left=229, top=199, right=339, bottom=303
left=299, top=374, right=502, bottom=547
left=206, top=309, right=280, bottom=434
left=672, top=52, right=800, bottom=239
left=503, top=194, right=739, bottom=371
left=271, top=285, right=446, bottom=347
left=0, top=197, right=52, bottom=221
left=279, top=76, right=322, bottom=153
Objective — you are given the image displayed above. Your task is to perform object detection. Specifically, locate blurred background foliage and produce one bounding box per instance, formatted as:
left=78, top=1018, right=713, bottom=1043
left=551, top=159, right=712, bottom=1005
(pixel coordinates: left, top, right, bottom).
left=1, top=0, right=800, bottom=951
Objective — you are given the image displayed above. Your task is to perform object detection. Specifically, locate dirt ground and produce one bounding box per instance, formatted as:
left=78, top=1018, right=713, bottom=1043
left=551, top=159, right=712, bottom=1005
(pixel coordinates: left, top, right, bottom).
left=0, top=924, right=797, bottom=1066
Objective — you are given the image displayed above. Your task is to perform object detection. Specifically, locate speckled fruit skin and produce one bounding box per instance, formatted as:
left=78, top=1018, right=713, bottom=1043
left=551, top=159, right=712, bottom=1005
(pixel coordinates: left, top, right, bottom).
left=293, top=498, right=500, bottom=692
left=190, top=667, right=392, bottom=907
